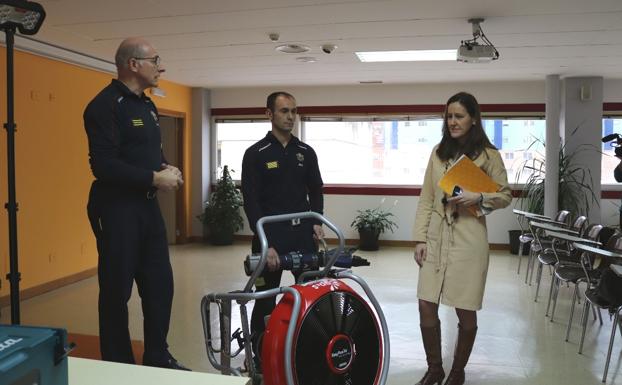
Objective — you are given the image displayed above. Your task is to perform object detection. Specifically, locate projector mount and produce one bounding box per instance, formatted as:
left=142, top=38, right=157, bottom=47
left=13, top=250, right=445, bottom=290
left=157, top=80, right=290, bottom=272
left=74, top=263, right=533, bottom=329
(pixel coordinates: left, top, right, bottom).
left=461, top=18, right=499, bottom=60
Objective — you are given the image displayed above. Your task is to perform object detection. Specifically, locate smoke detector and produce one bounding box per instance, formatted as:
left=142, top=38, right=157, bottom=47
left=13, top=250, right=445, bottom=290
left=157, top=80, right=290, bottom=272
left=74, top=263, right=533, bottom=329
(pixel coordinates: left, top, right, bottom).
left=275, top=44, right=310, bottom=54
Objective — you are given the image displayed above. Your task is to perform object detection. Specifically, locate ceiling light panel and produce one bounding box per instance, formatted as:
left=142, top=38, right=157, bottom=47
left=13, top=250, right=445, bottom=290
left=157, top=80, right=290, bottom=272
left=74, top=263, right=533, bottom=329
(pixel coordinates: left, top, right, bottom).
left=356, top=49, right=456, bottom=62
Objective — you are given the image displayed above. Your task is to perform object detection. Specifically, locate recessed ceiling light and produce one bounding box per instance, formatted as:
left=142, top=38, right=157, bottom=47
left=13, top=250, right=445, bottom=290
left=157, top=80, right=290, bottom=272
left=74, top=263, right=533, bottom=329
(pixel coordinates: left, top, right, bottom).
left=275, top=44, right=310, bottom=54
left=356, top=49, right=456, bottom=62
left=296, top=56, right=317, bottom=63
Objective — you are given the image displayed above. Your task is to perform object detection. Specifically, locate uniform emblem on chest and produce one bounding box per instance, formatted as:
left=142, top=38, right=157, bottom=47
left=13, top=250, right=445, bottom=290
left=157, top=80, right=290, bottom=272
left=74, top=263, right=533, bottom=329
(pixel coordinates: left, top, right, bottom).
left=131, top=118, right=144, bottom=127
left=296, top=153, right=304, bottom=162
left=266, top=161, right=278, bottom=169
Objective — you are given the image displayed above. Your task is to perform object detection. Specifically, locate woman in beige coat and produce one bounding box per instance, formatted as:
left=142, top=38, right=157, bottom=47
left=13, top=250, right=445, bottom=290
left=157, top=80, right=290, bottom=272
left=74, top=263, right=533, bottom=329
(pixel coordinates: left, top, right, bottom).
left=413, top=92, right=512, bottom=385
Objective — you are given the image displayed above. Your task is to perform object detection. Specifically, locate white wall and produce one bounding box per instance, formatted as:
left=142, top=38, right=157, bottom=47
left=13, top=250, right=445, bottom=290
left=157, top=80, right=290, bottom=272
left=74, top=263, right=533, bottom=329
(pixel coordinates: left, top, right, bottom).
left=211, top=80, right=545, bottom=107
left=215, top=79, right=622, bottom=244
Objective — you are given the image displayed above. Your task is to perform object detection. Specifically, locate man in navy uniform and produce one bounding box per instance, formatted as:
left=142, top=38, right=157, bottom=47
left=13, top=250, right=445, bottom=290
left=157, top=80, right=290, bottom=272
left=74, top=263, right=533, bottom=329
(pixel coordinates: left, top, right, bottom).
left=84, top=37, right=188, bottom=370
left=241, top=91, right=325, bottom=369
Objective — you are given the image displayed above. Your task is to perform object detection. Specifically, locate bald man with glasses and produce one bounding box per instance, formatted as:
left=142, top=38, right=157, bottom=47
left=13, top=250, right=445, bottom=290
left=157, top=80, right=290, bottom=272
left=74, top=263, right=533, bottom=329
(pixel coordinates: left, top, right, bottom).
left=83, top=37, right=188, bottom=370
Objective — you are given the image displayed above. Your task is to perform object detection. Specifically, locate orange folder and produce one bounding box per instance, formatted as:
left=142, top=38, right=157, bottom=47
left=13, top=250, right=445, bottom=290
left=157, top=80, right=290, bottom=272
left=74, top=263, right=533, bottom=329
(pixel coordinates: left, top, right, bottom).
left=438, top=154, right=500, bottom=217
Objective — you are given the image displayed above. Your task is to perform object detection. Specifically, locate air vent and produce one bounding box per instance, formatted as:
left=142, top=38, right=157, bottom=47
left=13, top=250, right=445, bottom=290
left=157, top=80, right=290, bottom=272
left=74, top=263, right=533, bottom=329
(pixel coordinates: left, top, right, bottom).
left=275, top=44, right=310, bottom=54
left=296, top=56, right=317, bottom=63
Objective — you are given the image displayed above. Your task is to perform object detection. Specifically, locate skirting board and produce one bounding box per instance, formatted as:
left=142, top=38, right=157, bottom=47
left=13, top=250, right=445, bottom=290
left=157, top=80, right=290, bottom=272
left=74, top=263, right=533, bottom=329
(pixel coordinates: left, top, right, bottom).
left=191, top=234, right=510, bottom=250
left=0, top=267, right=97, bottom=307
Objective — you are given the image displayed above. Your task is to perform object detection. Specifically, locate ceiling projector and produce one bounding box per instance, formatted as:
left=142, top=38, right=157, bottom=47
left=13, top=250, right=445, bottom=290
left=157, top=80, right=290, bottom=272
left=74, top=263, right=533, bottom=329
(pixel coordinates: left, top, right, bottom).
left=457, top=18, right=499, bottom=63
left=457, top=43, right=498, bottom=63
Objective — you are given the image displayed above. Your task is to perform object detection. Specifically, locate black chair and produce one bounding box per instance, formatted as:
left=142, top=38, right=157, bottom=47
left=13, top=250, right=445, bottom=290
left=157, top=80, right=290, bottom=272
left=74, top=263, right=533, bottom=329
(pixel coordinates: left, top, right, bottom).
left=525, top=209, right=571, bottom=286
left=545, top=224, right=602, bottom=342
left=575, top=242, right=622, bottom=383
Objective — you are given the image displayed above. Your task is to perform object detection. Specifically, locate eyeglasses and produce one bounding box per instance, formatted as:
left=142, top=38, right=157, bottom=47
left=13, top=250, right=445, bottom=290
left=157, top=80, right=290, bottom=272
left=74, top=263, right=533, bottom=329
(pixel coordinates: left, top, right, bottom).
left=133, top=55, right=161, bottom=66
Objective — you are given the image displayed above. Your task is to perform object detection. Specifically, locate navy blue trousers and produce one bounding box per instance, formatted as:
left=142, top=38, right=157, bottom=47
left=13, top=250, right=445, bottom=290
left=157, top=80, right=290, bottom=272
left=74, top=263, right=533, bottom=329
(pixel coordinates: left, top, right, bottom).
left=88, top=184, right=173, bottom=364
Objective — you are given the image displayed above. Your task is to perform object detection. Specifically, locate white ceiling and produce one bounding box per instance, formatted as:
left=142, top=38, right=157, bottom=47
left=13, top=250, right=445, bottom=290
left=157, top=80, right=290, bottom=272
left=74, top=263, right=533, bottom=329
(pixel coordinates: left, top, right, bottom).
left=24, top=0, right=622, bottom=88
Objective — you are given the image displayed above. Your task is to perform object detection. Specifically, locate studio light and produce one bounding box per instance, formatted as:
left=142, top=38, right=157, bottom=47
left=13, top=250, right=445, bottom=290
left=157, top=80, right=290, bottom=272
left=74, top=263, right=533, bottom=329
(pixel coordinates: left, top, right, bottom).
left=0, top=0, right=45, bottom=35
left=0, top=0, right=46, bottom=324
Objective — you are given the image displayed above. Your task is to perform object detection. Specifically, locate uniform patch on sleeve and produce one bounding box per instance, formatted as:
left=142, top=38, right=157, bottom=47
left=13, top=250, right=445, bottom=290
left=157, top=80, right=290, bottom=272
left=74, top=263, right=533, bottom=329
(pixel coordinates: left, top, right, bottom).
left=266, top=161, right=279, bottom=169
left=131, top=118, right=144, bottom=127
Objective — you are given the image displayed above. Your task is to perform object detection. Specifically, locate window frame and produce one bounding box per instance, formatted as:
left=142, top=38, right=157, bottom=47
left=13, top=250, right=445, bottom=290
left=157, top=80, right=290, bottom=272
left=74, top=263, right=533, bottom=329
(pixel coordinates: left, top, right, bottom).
left=212, top=111, right=546, bottom=189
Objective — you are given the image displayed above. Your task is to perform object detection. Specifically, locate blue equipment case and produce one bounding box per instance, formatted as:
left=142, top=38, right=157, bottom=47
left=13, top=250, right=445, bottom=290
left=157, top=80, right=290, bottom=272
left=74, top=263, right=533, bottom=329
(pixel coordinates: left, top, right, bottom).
left=0, top=325, right=70, bottom=385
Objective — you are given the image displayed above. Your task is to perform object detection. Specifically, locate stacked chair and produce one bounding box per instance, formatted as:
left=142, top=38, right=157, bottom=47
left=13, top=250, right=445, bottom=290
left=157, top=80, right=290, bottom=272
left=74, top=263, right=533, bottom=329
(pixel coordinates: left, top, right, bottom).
left=530, top=215, right=589, bottom=303
left=575, top=235, right=622, bottom=383
left=544, top=222, right=602, bottom=341
left=524, top=210, right=572, bottom=287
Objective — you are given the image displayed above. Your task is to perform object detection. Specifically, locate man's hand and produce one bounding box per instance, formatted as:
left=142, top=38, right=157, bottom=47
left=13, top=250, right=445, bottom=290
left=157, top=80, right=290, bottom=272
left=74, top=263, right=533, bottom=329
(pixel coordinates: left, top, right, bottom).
left=153, top=164, right=183, bottom=191
left=266, top=247, right=280, bottom=271
left=162, top=163, right=184, bottom=185
left=313, top=224, right=325, bottom=241
left=414, top=242, right=427, bottom=267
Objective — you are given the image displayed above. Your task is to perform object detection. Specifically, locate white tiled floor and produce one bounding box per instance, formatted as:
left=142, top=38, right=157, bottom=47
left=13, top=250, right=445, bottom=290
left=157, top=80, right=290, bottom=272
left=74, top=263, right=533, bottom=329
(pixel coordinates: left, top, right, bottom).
left=2, top=243, right=622, bottom=384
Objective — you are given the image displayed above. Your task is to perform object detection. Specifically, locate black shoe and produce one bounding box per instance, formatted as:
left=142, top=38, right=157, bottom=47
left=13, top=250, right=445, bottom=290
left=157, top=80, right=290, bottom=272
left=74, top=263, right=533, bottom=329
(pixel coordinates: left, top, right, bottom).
left=144, top=357, right=191, bottom=371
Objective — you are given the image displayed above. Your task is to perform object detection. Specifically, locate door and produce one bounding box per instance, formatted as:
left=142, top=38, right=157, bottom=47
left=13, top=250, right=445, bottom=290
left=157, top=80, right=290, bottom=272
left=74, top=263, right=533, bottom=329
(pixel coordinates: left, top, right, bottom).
left=159, top=115, right=182, bottom=244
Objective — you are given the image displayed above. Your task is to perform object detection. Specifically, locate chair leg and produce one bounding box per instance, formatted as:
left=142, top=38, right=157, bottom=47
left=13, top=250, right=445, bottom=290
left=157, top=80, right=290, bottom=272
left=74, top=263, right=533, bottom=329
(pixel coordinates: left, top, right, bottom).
left=524, top=248, right=533, bottom=285
left=550, top=278, right=561, bottom=322
left=602, top=311, right=620, bottom=383
left=517, top=242, right=524, bottom=275
left=529, top=253, right=537, bottom=286
left=546, top=271, right=558, bottom=317
left=579, top=301, right=590, bottom=354
left=534, top=262, right=544, bottom=302
left=565, top=284, right=578, bottom=342
left=597, top=307, right=603, bottom=326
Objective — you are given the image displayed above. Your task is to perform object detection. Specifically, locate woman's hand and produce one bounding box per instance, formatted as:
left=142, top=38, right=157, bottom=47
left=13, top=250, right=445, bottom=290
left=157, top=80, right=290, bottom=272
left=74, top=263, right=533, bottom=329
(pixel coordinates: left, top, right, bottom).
left=414, top=243, right=427, bottom=267
left=446, top=189, right=481, bottom=207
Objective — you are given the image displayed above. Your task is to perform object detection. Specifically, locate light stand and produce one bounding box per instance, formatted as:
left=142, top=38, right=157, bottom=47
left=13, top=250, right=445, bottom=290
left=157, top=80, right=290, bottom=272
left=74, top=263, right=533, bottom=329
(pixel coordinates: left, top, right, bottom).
left=0, top=0, right=45, bottom=324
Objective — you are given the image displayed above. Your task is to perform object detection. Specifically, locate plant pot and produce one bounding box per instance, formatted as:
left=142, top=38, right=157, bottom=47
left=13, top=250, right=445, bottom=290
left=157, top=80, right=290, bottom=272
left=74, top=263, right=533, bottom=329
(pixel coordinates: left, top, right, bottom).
left=358, top=228, right=380, bottom=251
left=508, top=230, right=529, bottom=255
left=208, top=225, right=235, bottom=246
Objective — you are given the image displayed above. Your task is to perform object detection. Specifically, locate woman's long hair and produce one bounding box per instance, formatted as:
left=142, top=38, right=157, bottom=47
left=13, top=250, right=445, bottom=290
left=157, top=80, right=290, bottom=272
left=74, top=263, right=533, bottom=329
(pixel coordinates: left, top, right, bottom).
left=436, top=92, right=495, bottom=161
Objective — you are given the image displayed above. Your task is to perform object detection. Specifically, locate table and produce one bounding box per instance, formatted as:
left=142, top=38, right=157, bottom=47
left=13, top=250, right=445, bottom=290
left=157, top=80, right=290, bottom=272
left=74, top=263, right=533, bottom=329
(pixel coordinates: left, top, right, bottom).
left=531, top=222, right=579, bottom=235
left=543, top=230, right=600, bottom=246
left=572, top=243, right=622, bottom=259
left=69, top=357, right=251, bottom=385
left=513, top=209, right=550, bottom=219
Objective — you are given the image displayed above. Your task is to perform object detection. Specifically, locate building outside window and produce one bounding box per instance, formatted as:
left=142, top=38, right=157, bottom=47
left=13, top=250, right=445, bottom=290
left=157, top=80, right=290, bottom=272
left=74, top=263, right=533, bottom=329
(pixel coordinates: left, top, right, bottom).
left=215, top=117, right=547, bottom=185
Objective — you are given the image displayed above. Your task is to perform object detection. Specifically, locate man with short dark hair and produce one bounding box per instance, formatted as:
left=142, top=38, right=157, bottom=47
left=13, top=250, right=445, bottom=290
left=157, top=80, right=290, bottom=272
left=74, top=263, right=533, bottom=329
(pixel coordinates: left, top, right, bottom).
left=241, top=91, right=324, bottom=368
left=84, top=37, right=188, bottom=370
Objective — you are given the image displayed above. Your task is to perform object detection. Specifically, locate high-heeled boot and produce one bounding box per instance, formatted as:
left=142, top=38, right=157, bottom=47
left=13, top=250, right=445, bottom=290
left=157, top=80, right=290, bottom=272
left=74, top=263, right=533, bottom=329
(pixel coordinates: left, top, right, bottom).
left=415, top=322, right=445, bottom=385
left=444, top=324, right=477, bottom=385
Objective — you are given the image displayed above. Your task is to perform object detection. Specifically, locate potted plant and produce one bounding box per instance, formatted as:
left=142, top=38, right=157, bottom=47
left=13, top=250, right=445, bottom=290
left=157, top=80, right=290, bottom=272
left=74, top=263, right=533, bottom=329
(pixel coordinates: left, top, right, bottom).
left=515, top=137, right=598, bottom=217
left=351, top=206, right=397, bottom=251
left=510, top=135, right=599, bottom=253
left=198, top=165, right=244, bottom=245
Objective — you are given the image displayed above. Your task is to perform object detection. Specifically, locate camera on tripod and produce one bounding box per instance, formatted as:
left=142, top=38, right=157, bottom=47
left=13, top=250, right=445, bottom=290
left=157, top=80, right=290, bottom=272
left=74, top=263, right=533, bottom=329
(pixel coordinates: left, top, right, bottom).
left=602, top=133, right=622, bottom=157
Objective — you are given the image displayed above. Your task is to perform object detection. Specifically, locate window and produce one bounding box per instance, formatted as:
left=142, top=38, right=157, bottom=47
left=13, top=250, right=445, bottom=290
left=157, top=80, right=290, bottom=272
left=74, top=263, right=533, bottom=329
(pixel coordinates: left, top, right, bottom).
left=214, top=116, right=545, bottom=185
left=215, top=120, right=271, bottom=178
left=601, top=118, right=622, bottom=185
left=303, top=119, right=442, bottom=184
left=303, top=117, right=545, bottom=185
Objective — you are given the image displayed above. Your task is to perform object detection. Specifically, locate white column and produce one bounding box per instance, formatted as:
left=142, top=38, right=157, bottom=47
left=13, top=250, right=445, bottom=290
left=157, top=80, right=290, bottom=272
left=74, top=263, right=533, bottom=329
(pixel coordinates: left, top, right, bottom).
left=544, top=75, right=560, bottom=218
left=191, top=87, right=212, bottom=237
left=560, top=77, right=603, bottom=222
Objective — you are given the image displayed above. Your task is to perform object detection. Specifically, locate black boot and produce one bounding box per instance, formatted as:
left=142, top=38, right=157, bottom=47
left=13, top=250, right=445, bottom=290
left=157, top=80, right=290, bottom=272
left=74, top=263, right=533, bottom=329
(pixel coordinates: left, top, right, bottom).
left=444, top=324, right=477, bottom=385
left=416, top=322, right=445, bottom=385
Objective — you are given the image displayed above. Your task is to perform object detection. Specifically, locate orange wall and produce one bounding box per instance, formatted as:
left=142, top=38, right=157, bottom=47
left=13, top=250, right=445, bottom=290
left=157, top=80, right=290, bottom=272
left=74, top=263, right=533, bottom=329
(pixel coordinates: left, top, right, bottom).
left=0, top=48, right=193, bottom=298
